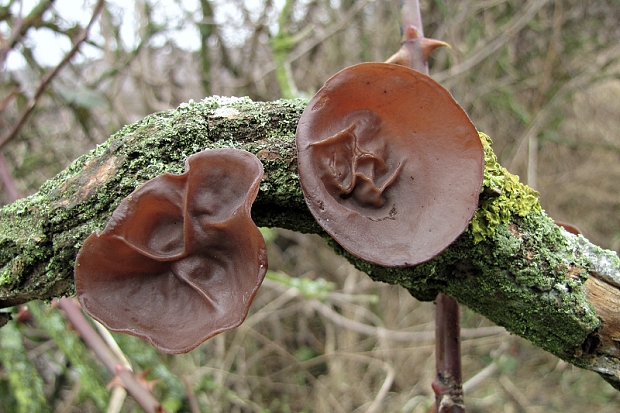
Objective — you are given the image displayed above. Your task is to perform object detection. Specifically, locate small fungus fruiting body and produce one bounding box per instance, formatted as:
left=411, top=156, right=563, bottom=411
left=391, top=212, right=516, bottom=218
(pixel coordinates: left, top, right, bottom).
left=296, top=63, right=484, bottom=267
left=555, top=221, right=582, bottom=236
left=75, top=148, right=267, bottom=354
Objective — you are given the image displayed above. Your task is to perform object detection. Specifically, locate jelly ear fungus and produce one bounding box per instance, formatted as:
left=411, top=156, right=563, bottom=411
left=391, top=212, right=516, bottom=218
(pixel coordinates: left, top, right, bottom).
left=74, top=148, right=267, bottom=354
left=295, top=62, right=484, bottom=267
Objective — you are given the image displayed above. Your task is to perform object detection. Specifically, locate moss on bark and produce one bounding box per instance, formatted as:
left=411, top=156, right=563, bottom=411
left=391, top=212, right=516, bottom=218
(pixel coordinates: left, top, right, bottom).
left=1, top=96, right=619, bottom=387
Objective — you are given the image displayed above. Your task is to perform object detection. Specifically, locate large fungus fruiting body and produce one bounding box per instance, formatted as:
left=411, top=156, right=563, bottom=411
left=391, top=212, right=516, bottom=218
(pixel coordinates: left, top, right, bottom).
left=296, top=63, right=484, bottom=267
left=75, top=148, right=267, bottom=354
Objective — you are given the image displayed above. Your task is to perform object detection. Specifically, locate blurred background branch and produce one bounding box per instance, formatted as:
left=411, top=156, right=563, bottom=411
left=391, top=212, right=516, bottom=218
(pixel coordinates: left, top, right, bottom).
left=0, top=0, right=104, bottom=150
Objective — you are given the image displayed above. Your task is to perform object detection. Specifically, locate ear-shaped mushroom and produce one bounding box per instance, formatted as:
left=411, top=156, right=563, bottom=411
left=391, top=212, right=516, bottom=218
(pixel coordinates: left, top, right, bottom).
left=75, top=148, right=267, bottom=354
left=296, top=63, right=484, bottom=267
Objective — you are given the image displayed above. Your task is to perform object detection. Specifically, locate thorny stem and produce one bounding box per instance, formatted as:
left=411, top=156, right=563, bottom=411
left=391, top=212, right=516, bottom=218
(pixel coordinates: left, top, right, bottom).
left=400, top=0, right=425, bottom=38
left=394, top=0, right=465, bottom=411
left=399, top=0, right=429, bottom=74
left=434, top=294, right=465, bottom=412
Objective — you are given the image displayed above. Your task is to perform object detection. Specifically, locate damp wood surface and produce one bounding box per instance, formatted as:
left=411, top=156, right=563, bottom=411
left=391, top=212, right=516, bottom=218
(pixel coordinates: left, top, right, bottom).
left=1, top=96, right=620, bottom=388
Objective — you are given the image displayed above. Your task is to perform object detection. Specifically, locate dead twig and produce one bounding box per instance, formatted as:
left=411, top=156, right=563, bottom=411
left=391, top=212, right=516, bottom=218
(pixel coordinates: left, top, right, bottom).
left=433, top=0, right=552, bottom=84
left=310, top=298, right=505, bottom=342
left=433, top=294, right=465, bottom=412
left=0, top=0, right=105, bottom=151
left=390, top=1, right=465, bottom=411
left=0, top=0, right=26, bottom=68
left=0, top=152, right=21, bottom=201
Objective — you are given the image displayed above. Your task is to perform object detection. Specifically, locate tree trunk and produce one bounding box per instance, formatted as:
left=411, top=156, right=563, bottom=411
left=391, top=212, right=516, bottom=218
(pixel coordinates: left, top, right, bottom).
left=1, top=96, right=620, bottom=389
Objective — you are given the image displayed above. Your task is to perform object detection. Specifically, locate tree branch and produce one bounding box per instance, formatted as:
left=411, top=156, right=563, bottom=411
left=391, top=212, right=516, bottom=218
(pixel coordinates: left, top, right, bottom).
left=1, top=96, right=619, bottom=388
left=0, top=0, right=105, bottom=150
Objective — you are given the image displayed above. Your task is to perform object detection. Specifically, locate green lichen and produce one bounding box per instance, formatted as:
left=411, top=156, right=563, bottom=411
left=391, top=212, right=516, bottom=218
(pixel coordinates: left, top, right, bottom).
left=448, top=213, right=600, bottom=360
left=0, top=95, right=616, bottom=386
left=469, top=132, right=541, bottom=243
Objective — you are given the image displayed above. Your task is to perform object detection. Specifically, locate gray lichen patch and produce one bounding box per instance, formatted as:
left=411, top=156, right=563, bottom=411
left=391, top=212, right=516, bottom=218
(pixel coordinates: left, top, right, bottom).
left=576, top=235, right=620, bottom=288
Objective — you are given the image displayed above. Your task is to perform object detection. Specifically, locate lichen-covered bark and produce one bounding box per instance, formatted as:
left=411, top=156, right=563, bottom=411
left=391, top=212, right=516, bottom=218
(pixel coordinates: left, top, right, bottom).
left=1, top=96, right=620, bottom=388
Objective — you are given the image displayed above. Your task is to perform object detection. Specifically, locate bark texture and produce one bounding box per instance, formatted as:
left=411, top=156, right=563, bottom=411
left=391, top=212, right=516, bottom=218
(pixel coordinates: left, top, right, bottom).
left=1, top=96, right=620, bottom=388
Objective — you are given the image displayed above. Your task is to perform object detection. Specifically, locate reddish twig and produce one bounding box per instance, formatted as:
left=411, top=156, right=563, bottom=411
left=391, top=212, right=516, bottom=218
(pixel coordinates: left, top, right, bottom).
left=0, top=0, right=105, bottom=151
left=57, top=297, right=167, bottom=413
left=0, top=117, right=166, bottom=411
left=398, top=0, right=428, bottom=73
left=400, top=0, right=425, bottom=37
left=433, top=294, right=464, bottom=412
left=182, top=376, right=201, bottom=413
left=0, top=88, right=21, bottom=112
left=388, top=1, right=465, bottom=411
left=0, top=0, right=26, bottom=69
left=0, top=152, right=22, bottom=201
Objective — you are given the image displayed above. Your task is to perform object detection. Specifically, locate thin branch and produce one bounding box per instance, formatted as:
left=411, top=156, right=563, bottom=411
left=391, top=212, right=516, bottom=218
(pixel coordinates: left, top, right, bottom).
left=0, top=152, right=21, bottom=201
left=400, top=0, right=425, bottom=36
left=507, top=43, right=620, bottom=173
left=365, top=361, right=395, bottom=413
left=182, top=376, right=201, bottom=413
left=253, top=0, right=372, bottom=83
left=0, top=0, right=43, bottom=69
left=433, top=0, right=552, bottom=84
left=0, top=5, right=23, bottom=69
left=433, top=294, right=465, bottom=412
left=310, top=298, right=505, bottom=342
left=107, top=387, right=127, bottom=413
left=0, top=87, right=21, bottom=112
left=57, top=298, right=167, bottom=413
left=0, top=0, right=105, bottom=151
left=394, top=1, right=466, bottom=410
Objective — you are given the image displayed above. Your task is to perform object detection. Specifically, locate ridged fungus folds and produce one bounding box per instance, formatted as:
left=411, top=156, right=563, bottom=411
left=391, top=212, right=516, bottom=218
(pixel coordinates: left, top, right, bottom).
left=296, top=63, right=484, bottom=267
left=75, top=148, right=267, bottom=354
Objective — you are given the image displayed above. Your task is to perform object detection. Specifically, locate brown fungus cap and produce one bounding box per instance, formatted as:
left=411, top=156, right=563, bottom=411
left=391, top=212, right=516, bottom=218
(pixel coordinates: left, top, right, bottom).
left=296, top=63, right=484, bottom=267
left=75, top=148, right=267, bottom=354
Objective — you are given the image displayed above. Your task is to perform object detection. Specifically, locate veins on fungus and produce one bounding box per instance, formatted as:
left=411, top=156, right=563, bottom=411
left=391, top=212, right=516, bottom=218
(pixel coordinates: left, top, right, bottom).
left=295, top=63, right=484, bottom=267
left=74, top=148, right=267, bottom=354
left=309, top=111, right=404, bottom=210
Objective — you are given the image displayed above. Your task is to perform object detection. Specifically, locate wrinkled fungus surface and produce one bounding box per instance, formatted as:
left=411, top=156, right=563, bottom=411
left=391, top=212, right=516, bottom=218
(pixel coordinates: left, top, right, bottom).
left=296, top=63, right=484, bottom=267
left=75, top=148, right=267, bottom=353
